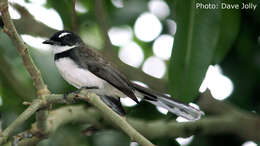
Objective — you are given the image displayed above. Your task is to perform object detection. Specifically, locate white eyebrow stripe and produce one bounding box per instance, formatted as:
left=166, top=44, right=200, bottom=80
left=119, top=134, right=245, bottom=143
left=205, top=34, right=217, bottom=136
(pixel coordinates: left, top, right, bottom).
left=58, top=32, right=70, bottom=38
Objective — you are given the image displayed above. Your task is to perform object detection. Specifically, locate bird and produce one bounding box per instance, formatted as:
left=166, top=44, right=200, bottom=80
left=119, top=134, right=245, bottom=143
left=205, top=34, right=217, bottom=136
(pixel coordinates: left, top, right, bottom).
left=43, top=30, right=204, bottom=120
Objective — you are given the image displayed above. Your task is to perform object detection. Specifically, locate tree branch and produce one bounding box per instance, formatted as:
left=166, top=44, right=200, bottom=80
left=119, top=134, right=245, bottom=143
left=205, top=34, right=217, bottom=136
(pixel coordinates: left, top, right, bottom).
left=3, top=106, right=104, bottom=146
left=196, top=90, right=247, bottom=116
left=0, top=91, right=155, bottom=146
left=4, top=92, right=260, bottom=146
left=49, top=91, right=155, bottom=146
left=11, top=3, right=57, bottom=37
left=0, top=0, right=49, bottom=96
left=0, top=99, right=43, bottom=145
left=94, top=0, right=113, bottom=52
left=71, top=0, right=78, bottom=33
left=0, top=0, right=50, bottom=141
left=76, top=90, right=155, bottom=146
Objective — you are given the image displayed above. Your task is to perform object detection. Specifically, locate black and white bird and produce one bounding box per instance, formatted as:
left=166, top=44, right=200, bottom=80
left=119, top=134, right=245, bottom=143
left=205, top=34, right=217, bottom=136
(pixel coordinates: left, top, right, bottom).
left=43, top=30, right=204, bottom=120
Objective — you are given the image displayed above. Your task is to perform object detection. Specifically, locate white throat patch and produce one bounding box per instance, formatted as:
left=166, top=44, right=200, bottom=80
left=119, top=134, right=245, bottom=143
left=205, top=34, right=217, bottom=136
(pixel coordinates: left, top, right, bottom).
left=58, top=32, right=70, bottom=38
left=53, top=45, right=76, bottom=54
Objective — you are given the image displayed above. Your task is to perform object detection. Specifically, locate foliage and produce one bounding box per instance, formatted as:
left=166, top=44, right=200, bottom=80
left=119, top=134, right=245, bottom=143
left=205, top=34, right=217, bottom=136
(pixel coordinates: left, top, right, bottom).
left=169, top=0, right=221, bottom=102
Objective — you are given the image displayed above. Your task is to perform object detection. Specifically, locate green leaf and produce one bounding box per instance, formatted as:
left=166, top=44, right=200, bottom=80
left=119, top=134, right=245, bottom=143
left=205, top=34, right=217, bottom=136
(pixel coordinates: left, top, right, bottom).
left=169, top=0, right=221, bottom=102
left=213, top=0, right=241, bottom=63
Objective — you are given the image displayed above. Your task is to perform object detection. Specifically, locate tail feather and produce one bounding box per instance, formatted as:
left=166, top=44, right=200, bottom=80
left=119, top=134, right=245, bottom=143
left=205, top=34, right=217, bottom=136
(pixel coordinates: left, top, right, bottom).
left=99, top=95, right=126, bottom=116
left=132, top=83, right=204, bottom=121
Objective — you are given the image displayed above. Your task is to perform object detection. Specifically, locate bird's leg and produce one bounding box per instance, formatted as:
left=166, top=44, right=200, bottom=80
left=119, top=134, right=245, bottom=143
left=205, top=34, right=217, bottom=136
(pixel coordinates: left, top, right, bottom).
left=63, top=92, right=73, bottom=104
left=77, top=86, right=99, bottom=93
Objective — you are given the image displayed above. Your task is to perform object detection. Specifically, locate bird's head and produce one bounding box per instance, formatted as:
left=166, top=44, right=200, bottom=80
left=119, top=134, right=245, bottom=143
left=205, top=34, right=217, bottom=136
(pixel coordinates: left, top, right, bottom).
left=43, top=30, right=83, bottom=53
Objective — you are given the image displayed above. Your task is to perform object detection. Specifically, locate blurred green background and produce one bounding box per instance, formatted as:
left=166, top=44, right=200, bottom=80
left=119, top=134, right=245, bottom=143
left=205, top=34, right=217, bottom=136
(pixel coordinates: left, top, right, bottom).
left=0, top=0, right=260, bottom=146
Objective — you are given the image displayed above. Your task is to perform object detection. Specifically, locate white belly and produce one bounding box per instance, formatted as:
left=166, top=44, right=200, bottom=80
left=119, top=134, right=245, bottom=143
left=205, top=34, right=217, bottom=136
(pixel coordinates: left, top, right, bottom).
left=55, top=58, right=105, bottom=89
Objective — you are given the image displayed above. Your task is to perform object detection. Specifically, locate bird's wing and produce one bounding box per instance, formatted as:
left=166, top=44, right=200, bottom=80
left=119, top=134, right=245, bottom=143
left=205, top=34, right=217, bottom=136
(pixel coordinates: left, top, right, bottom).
left=77, top=47, right=139, bottom=103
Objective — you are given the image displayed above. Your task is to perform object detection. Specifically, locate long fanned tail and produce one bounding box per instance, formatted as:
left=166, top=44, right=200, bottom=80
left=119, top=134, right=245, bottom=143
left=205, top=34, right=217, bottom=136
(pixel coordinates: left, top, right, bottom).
left=132, top=83, right=205, bottom=121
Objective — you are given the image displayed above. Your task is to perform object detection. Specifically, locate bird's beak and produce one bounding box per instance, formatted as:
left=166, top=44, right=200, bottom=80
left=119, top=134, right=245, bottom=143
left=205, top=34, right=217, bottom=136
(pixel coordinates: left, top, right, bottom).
left=42, top=40, right=56, bottom=45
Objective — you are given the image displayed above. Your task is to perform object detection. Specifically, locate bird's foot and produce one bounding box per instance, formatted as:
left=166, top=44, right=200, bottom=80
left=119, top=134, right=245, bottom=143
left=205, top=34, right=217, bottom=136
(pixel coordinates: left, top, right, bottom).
left=63, top=86, right=99, bottom=104
left=63, top=92, right=72, bottom=104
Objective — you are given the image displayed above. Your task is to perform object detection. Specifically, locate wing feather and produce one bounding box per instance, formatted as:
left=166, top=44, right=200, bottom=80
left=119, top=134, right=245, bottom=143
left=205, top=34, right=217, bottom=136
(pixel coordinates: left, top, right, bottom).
left=76, top=46, right=139, bottom=103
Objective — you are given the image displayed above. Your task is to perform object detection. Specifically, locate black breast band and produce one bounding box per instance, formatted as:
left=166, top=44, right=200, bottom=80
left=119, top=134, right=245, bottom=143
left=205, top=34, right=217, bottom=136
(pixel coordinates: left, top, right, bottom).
left=54, top=49, right=74, bottom=60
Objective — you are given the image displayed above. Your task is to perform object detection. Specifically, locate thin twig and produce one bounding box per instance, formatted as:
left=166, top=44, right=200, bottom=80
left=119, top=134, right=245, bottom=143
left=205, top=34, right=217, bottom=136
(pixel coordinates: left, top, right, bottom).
left=11, top=3, right=57, bottom=37
left=71, top=0, right=78, bottom=33
left=94, top=0, right=114, bottom=53
left=0, top=99, right=43, bottom=145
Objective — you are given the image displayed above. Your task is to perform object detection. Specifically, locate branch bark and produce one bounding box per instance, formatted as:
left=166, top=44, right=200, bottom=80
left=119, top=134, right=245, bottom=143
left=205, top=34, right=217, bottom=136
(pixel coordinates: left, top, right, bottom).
left=0, top=0, right=50, bottom=96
